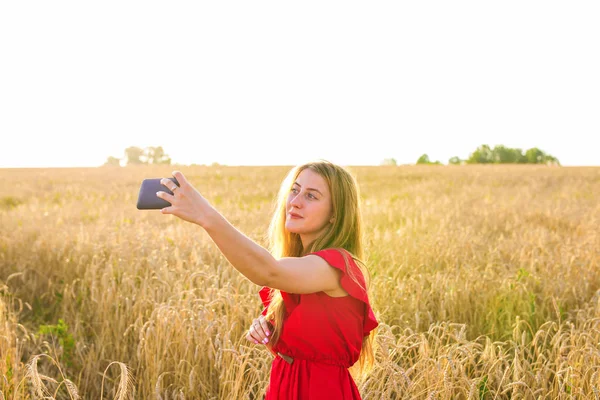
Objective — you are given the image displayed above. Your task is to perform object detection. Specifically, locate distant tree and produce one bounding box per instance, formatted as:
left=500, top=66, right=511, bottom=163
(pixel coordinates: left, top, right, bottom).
left=104, top=156, right=121, bottom=166
left=381, top=158, right=397, bottom=166
left=514, top=148, right=529, bottom=163
left=416, top=154, right=442, bottom=165
left=525, top=147, right=544, bottom=163
left=467, top=144, right=494, bottom=164
left=144, top=146, right=171, bottom=165
left=544, top=154, right=560, bottom=165
left=123, top=146, right=172, bottom=165
left=524, top=147, right=559, bottom=165
left=416, top=154, right=430, bottom=164
left=464, top=144, right=559, bottom=165
left=124, top=146, right=145, bottom=165
left=448, top=156, right=462, bottom=165
left=492, top=145, right=527, bottom=163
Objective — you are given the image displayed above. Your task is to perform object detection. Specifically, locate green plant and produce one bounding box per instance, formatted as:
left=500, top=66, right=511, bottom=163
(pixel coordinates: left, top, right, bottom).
left=38, top=319, right=75, bottom=368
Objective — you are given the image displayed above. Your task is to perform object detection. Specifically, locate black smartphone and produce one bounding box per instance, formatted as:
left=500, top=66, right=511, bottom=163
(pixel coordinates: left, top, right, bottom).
left=136, top=177, right=180, bottom=210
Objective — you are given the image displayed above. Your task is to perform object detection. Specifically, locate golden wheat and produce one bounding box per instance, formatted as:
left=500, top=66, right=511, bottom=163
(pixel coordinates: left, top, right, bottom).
left=1, top=164, right=599, bottom=399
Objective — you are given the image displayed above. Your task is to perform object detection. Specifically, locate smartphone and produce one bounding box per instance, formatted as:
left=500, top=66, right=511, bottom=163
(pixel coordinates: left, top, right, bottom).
left=136, top=177, right=180, bottom=210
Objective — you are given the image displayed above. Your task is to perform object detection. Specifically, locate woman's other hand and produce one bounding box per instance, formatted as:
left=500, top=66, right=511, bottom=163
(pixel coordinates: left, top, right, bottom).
left=246, top=315, right=273, bottom=345
left=157, top=171, right=216, bottom=227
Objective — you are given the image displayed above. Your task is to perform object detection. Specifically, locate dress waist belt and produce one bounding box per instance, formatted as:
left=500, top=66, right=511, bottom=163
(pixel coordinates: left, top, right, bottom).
left=275, top=352, right=351, bottom=368
left=277, top=352, right=294, bottom=364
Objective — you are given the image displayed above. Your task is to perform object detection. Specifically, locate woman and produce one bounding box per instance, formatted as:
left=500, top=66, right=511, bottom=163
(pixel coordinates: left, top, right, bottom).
left=158, top=160, right=378, bottom=399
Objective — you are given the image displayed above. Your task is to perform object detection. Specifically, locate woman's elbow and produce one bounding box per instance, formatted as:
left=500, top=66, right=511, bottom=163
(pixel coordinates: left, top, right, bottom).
left=261, top=265, right=282, bottom=289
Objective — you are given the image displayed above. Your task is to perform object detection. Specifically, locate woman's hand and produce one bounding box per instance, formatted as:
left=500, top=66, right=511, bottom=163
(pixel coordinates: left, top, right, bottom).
left=157, top=171, right=217, bottom=227
left=246, top=315, right=273, bottom=345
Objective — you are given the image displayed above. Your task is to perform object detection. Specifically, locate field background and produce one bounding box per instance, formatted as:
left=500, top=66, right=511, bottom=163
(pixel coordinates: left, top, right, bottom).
left=1, top=165, right=599, bottom=399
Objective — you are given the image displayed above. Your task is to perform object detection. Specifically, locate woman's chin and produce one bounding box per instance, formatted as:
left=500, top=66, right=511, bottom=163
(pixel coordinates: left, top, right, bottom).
left=284, top=223, right=303, bottom=234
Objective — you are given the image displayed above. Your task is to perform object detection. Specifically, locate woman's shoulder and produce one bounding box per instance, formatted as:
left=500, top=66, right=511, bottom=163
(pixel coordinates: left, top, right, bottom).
left=309, top=248, right=367, bottom=295
left=309, top=248, right=360, bottom=274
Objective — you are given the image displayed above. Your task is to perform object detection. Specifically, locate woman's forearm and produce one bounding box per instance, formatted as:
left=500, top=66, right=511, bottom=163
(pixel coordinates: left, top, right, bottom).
left=201, top=210, right=278, bottom=286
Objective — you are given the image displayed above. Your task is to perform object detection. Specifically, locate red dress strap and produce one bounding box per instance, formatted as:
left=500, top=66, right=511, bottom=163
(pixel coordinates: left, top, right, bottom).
left=310, top=248, right=379, bottom=336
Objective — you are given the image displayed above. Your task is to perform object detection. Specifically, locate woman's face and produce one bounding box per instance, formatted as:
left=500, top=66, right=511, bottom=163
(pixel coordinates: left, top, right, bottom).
left=285, top=168, right=333, bottom=248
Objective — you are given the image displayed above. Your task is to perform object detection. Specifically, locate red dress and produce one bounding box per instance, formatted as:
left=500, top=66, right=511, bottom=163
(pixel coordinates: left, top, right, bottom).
left=259, top=248, right=379, bottom=400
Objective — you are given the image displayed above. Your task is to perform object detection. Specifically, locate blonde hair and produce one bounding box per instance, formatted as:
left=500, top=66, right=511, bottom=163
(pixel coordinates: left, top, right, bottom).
left=264, top=160, right=376, bottom=378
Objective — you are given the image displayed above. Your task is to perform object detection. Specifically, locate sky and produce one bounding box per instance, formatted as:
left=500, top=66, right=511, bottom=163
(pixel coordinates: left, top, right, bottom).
left=1, top=1, right=598, bottom=168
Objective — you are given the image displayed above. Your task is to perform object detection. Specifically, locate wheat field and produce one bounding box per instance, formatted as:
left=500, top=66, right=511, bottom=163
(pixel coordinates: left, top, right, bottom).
left=1, top=164, right=599, bottom=399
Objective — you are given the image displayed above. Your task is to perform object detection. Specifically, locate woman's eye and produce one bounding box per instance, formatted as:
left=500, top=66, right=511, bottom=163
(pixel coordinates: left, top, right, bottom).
left=308, top=193, right=316, bottom=199
left=291, top=188, right=298, bottom=194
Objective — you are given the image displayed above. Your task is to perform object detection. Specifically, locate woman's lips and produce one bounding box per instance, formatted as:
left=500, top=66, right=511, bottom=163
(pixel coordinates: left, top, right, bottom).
left=289, top=213, right=303, bottom=219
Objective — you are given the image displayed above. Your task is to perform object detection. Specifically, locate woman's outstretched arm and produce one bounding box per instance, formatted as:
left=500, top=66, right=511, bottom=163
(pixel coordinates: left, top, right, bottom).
left=156, top=171, right=341, bottom=294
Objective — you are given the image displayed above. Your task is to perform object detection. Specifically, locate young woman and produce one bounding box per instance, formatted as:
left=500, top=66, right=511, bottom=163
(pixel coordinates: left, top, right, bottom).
left=158, top=160, right=378, bottom=399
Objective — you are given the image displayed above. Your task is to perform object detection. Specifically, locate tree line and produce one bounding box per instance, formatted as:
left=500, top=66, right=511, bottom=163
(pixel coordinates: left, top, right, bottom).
left=382, top=145, right=560, bottom=166
left=104, top=146, right=171, bottom=166
left=106, top=144, right=560, bottom=167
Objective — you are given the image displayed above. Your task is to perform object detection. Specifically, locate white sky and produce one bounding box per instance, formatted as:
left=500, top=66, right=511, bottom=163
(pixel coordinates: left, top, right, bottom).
left=1, top=1, right=598, bottom=168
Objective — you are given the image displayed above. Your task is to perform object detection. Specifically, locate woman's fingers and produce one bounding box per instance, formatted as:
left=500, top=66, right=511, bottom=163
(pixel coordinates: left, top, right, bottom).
left=172, top=171, right=189, bottom=188
left=245, top=317, right=272, bottom=345
left=258, top=316, right=272, bottom=338
left=156, top=190, right=175, bottom=214
left=159, top=178, right=179, bottom=193
left=245, top=330, right=261, bottom=344
left=157, top=178, right=176, bottom=209
left=253, top=316, right=271, bottom=344
left=246, top=324, right=264, bottom=344
left=251, top=319, right=268, bottom=344
left=160, top=205, right=175, bottom=215
left=156, top=190, right=174, bottom=202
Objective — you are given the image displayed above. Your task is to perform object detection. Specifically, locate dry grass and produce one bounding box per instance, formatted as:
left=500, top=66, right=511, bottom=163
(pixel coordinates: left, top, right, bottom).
left=1, top=164, right=599, bottom=399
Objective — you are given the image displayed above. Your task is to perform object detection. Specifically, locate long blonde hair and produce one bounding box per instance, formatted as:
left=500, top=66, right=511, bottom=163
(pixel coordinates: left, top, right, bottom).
left=265, top=160, right=376, bottom=377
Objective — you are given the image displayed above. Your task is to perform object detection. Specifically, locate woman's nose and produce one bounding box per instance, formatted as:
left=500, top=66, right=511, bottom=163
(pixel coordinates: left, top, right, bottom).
left=290, top=194, right=303, bottom=208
